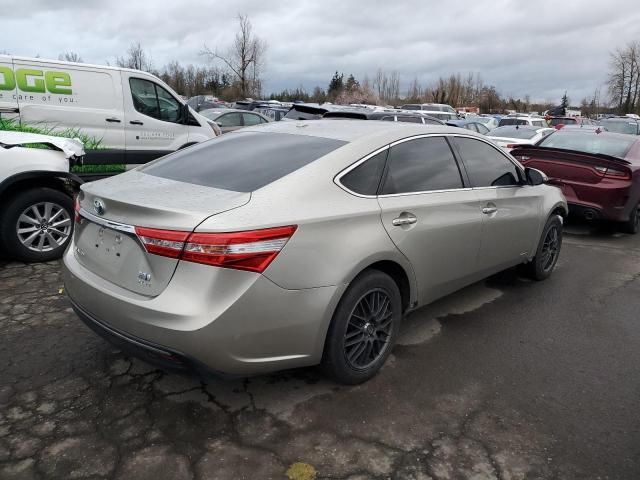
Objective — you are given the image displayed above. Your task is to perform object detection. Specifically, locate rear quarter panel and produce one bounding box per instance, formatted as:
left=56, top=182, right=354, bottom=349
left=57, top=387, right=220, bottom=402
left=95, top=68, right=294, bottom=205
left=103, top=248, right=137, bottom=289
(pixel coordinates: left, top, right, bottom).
left=194, top=142, right=418, bottom=298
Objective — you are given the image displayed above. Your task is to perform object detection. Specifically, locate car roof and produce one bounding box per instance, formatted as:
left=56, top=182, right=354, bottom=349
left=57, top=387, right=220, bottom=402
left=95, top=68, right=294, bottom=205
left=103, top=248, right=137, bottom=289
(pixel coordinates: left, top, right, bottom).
left=241, top=119, right=480, bottom=143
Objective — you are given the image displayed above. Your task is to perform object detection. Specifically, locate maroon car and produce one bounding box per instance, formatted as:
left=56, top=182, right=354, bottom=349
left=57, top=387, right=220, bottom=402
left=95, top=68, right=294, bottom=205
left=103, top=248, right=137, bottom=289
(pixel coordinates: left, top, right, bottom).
left=511, top=130, right=640, bottom=233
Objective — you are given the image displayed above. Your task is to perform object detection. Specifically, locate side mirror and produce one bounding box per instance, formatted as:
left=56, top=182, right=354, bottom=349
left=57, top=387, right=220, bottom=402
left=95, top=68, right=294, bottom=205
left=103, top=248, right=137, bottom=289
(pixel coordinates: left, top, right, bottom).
left=525, top=167, right=547, bottom=186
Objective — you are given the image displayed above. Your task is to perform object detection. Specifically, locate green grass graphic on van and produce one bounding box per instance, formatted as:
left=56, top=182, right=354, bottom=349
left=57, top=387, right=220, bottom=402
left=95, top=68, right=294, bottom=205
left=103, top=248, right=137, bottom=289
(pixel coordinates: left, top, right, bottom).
left=0, top=119, right=126, bottom=174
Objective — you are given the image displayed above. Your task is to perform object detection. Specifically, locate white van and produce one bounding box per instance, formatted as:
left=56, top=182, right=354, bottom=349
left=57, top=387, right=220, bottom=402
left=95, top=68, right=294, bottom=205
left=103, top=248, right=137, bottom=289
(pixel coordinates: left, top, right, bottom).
left=0, top=55, right=217, bottom=176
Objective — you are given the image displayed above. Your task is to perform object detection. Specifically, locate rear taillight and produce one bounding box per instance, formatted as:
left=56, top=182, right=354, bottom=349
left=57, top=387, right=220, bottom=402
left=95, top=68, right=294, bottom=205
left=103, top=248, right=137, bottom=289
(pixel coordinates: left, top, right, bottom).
left=74, top=197, right=81, bottom=223
left=135, top=227, right=190, bottom=258
left=593, top=166, right=631, bottom=180
left=505, top=144, right=521, bottom=149
left=134, top=225, right=297, bottom=273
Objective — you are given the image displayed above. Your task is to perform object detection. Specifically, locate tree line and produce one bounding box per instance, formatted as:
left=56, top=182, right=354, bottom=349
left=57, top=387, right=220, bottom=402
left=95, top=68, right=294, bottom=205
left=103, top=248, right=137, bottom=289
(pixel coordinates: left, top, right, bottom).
left=47, top=17, right=638, bottom=115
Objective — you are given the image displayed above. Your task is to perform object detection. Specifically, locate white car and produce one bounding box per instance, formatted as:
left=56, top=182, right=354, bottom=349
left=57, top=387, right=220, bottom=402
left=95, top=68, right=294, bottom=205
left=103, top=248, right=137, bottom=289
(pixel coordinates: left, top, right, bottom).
left=475, top=116, right=499, bottom=130
left=0, top=131, right=83, bottom=262
left=487, top=126, right=555, bottom=152
left=498, top=115, right=548, bottom=128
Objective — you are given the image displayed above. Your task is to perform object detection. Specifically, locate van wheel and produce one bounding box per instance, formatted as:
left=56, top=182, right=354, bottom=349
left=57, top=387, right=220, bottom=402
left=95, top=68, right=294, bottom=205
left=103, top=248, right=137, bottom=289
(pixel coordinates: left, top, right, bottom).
left=523, top=215, right=563, bottom=281
left=321, top=270, right=402, bottom=384
left=620, top=203, right=640, bottom=234
left=1, top=188, right=74, bottom=262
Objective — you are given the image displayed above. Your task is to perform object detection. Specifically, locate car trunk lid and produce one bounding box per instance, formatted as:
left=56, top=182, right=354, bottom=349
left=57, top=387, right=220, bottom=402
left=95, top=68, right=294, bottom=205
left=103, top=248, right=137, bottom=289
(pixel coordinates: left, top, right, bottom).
left=73, top=170, right=250, bottom=296
left=512, top=146, right=632, bottom=185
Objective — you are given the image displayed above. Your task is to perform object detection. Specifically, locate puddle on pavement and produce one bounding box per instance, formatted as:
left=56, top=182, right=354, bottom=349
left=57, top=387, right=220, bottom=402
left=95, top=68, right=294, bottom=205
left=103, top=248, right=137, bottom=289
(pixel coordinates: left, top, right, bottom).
left=397, top=282, right=503, bottom=346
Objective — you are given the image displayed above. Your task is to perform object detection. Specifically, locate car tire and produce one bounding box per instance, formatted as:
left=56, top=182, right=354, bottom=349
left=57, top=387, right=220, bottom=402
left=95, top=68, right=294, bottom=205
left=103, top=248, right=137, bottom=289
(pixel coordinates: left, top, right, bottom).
left=620, top=203, right=640, bottom=234
left=1, top=188, right=74, bottom=262
left=321, top=269, right=402, bottom=385
left=523, top=215, right=563, bottom=281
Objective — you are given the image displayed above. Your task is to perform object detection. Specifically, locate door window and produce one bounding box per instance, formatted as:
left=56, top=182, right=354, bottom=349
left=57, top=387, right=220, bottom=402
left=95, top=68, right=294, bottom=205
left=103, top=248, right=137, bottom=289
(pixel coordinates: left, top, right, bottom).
left=216, top=112, right=242, bottom=127
left=454, top=137, right=521, bottom=187
left=381, top=137, right=463, bottom=194
left=243, top=113, right=263, bottom=126
left=130, top=78, right=181, bottom=123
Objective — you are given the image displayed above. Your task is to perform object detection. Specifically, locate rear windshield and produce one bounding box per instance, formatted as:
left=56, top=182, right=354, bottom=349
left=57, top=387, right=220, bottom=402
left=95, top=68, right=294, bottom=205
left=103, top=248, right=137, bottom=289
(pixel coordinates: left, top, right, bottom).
left=499, top=118, right=528, bottom=126
left=284, top=107, right=325, bottom=120
left=489, top=126, right=539, bottom=139
left=600, top=120, right=640, bottom=135
left=538, top=132, right=635, bottom=159
left=140, top=132, right=346, bottom=192
left=549, top=117, right=577, bottom=126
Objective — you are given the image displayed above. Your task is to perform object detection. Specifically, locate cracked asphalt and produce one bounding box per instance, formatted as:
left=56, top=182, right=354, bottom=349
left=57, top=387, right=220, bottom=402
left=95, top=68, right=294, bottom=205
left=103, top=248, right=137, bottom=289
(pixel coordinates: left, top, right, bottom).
left=1, top=221, right=639, bottom=479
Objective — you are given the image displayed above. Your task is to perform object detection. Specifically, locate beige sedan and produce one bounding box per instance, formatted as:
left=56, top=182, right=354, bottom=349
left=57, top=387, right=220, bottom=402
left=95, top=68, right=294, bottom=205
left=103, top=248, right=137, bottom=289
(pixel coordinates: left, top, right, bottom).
left=64, top=121, right=567, bottom=384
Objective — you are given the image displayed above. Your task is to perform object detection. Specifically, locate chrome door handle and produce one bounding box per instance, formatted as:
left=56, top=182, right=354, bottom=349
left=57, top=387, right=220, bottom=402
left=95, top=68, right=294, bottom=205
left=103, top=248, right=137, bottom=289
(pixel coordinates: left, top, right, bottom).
left=392, top=215, right=417, bottom=226
left=482, top=207, right=498, bottom=215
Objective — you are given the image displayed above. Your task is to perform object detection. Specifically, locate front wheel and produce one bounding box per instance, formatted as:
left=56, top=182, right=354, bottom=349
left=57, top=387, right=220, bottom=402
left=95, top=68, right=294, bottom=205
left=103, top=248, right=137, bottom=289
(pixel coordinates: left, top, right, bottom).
left=1, top=188, right=74, bottom=262
left=321, top=270, right=402, bottom=384
left=523, top=215, right=563, bottom=281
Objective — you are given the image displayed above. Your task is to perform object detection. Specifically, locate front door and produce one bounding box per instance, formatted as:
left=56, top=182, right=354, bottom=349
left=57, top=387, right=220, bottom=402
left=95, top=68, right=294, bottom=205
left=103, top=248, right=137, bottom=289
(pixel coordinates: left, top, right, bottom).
left=123, top=74, right=189, bottom=165
left=451, top=136, right=542, bottom=274
left=377, top=136, right=484, bottom=305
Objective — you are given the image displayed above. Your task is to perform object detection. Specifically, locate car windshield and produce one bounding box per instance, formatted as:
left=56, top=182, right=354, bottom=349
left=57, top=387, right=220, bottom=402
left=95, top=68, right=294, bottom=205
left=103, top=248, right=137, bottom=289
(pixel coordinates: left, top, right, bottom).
left=600, top=120, right=639, bottom=135
left=401, top=104, right=421, bottom=110
left=489, top=126, right=539, bottom=139
left=538, top=132, right=635, bottom=159
left=140, top=132, right=347, bottom=192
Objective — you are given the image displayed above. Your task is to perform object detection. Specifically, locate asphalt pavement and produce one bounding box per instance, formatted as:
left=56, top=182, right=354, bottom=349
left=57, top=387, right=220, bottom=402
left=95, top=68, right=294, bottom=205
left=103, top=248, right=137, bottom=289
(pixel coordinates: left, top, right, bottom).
left=0, top=220, right=639, bottom=479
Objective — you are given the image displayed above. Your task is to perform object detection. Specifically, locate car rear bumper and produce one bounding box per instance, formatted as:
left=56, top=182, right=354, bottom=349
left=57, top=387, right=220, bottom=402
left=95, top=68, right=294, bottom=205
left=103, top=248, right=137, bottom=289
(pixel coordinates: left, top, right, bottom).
left=63, top=246, right=345, bottom=376
left=553, top=181, right=635, bottom=222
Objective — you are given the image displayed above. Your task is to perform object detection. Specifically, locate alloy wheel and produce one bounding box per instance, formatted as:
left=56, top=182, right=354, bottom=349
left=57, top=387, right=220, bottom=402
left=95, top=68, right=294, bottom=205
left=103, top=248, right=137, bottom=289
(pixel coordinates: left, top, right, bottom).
left=344, top=289, right=394, bottom=370
left=16, top=202, right=72, bottom=252
left=540, top=225, right=560, bottom=272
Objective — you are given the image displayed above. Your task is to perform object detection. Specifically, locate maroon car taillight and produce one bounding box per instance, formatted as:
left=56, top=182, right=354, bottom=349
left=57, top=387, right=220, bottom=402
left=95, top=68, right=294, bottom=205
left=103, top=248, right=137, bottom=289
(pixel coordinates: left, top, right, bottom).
left=593, top=166, right=631, bottom=180
left=135, top=225, right=297, bottom=273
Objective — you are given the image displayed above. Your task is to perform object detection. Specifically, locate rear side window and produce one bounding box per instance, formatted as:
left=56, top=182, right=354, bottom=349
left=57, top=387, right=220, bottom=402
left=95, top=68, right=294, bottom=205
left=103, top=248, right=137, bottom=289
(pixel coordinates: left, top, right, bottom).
left=381, top=137, right=463, bottom=194
left=141, top=132, right=346, bottom=192
left=454, top=137, right=521, bottom=187
left=243, top=113, right=264, bottom=126
left=340, top=150, right=388, bottom=195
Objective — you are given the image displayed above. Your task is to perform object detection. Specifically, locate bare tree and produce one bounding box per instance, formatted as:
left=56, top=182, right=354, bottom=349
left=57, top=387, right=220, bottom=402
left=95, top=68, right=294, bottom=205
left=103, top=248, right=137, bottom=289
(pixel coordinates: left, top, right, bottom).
left=116, top=42, right=153, bottom=72
left=201, top=14, right=266, bottom=99
left=58, top=51, right=83, bottom=63
left=607, top=42, right=640, bottom=114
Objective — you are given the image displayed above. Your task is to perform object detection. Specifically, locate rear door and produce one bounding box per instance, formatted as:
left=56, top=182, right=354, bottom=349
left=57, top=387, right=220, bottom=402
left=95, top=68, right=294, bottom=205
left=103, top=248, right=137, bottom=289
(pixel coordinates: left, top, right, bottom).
left=377, top=135, right=483, bottom=304
left=0, top=57, right=19, bottom=122
left=451, top=136, right=542, bottom=273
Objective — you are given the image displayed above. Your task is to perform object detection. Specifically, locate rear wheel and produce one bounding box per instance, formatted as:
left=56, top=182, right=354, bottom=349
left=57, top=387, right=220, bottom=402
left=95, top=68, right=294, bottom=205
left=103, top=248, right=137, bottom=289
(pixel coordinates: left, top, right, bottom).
left=1, top=188, right=73, bottom=262
left=620, top=203, right=640, bottom=234
left=322, top=270, right=402, bottom=384
left=523, top=215, right=563, bottom=281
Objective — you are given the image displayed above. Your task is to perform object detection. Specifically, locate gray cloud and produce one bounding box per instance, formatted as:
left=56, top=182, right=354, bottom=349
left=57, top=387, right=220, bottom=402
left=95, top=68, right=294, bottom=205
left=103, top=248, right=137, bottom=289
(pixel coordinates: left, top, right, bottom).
left=3, top=0, right=639, bottom=103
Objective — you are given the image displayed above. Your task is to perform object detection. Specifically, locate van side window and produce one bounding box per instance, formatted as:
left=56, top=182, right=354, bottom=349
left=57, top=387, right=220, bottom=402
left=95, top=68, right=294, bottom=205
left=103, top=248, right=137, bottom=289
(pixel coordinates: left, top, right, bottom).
left=130, top=78, right=181, bottom=123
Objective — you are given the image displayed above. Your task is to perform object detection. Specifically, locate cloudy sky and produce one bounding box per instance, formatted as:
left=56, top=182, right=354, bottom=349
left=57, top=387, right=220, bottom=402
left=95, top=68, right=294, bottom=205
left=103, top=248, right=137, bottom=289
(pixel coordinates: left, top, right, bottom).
left=3, top=0, right=639, bottom=103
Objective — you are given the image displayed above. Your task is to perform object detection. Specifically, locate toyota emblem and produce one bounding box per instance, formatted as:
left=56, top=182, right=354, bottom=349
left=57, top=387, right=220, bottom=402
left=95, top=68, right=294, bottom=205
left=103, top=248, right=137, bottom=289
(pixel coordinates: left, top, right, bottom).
left=93, top=198, right=106, bottom=216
